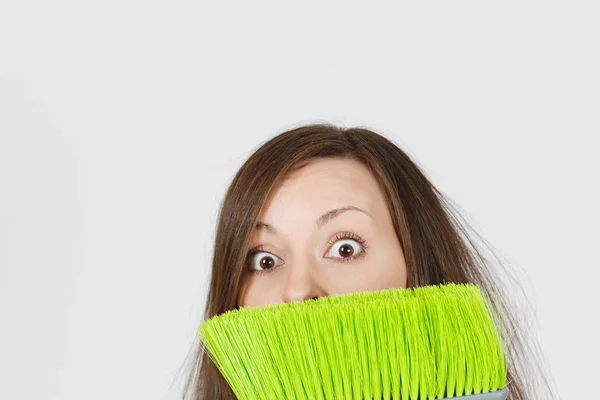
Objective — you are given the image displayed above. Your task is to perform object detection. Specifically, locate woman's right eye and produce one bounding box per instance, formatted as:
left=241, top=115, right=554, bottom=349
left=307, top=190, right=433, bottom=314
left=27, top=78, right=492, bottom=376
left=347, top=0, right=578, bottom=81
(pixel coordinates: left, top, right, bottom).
left=246, top=251, right=283, bottom=274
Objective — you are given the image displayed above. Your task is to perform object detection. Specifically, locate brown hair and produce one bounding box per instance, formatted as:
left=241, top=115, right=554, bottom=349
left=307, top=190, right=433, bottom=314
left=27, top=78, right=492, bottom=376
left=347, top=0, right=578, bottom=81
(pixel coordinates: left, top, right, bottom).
left=173, top=123, right=556, bottom=399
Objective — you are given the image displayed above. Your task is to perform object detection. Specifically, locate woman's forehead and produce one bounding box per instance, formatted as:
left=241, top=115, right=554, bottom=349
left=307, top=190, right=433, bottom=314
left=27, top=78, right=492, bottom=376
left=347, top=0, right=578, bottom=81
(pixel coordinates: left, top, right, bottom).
left=259, top=158, right=382, bottom=221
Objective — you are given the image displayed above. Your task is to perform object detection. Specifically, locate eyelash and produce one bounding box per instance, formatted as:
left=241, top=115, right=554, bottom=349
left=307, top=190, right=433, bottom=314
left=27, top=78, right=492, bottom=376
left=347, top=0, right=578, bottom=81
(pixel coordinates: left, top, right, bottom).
left=245, top=231, right=369, bottom=276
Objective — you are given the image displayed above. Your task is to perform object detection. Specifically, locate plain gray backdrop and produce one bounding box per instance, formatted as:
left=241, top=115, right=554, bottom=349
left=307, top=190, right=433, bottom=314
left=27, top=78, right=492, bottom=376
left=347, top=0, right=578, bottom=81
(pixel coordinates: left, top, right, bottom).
left=1, top=1, right=598, bottom=399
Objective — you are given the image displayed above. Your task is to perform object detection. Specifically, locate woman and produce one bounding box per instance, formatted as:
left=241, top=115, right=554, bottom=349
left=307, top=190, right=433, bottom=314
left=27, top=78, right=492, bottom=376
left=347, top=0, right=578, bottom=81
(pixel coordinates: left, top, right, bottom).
left=176, top=123, right=555, bottom=399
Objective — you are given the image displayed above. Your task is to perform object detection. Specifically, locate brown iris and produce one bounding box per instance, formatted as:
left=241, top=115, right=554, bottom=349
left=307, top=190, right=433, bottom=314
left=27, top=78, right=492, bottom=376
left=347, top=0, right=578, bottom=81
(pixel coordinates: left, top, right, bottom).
left=259, top=256, right=276, bottom=270
left=338, top=244, right=354, bottom=257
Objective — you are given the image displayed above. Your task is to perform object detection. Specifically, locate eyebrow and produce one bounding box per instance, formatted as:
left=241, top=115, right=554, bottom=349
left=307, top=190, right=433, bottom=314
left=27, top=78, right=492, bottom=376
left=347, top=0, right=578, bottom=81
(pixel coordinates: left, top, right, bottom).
left=254, top=205, right=371, bottom=235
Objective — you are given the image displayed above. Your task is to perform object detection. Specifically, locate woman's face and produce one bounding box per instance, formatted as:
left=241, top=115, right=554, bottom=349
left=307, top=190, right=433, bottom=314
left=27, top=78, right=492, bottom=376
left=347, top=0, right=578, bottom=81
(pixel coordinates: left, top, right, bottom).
left=237, top=157, right=407, bottom=308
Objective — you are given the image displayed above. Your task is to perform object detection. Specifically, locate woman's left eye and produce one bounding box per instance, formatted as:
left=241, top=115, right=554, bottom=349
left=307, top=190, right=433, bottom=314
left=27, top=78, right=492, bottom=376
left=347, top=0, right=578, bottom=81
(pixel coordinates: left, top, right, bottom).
left=325, top=233, right=368, bottom=263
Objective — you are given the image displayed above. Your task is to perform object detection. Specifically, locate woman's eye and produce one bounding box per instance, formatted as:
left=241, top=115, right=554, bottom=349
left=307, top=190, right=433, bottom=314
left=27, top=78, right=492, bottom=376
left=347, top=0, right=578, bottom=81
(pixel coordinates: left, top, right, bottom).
left=247, top=252, right=282, bottom=273
left=326, top=238, right=365, bottom=261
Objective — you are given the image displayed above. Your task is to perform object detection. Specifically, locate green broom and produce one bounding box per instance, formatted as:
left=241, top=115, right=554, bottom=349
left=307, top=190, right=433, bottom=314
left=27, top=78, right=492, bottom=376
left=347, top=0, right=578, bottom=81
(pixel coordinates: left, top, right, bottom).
left=198, top=283, right=510, bottom=399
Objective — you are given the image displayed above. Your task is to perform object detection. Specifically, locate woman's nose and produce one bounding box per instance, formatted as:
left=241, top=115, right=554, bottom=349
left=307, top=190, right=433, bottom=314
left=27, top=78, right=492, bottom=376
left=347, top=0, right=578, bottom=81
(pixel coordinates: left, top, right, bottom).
left=281, top=260, right=327, bottom=304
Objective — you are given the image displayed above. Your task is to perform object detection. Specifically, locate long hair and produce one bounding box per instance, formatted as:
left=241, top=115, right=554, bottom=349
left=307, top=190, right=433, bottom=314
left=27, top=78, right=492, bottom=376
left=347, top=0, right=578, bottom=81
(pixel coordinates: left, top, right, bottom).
left=173, top=123, right=556, bottom=399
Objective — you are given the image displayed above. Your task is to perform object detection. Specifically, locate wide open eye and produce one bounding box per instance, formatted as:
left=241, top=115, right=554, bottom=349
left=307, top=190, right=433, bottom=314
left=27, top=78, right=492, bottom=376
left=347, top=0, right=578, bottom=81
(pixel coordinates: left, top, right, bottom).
left=325, top=238, right=365, bottom=262
left=246, top=251, right=282, bottom=274
left=324, top=232, right=369, bottom=263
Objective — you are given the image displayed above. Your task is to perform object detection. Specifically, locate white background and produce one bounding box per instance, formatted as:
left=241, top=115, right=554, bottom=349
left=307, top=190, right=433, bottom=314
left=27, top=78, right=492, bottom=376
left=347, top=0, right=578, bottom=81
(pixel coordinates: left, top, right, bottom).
left=1, top=1, right=598, bottom=399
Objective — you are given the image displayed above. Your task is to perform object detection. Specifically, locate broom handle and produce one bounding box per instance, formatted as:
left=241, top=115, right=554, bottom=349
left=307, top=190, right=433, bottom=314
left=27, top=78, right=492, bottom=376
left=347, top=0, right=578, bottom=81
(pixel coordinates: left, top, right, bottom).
left=445, top=387, right=509, bottom=399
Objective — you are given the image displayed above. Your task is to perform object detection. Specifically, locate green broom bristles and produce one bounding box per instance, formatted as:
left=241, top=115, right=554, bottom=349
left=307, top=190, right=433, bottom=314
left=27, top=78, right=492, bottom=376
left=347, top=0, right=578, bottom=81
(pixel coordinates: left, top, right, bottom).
left=198, top=283, right=508, bottom=400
